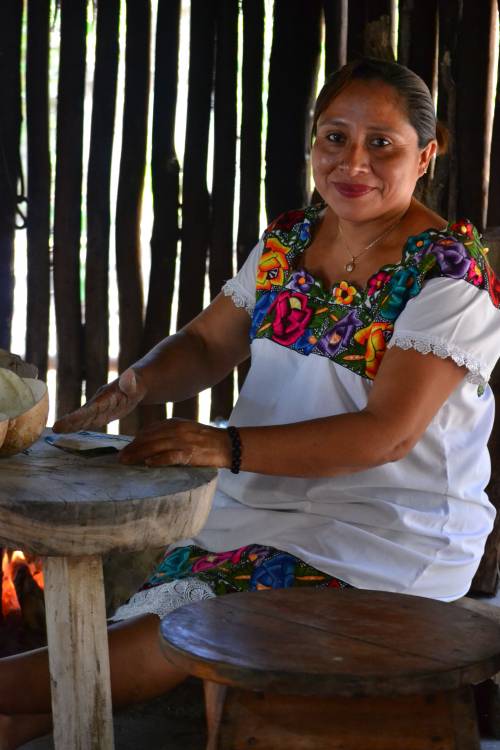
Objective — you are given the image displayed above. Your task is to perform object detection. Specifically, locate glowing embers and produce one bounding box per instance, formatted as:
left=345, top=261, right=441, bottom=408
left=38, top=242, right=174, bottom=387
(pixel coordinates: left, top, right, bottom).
left=1, top=549, right=44, bottom=621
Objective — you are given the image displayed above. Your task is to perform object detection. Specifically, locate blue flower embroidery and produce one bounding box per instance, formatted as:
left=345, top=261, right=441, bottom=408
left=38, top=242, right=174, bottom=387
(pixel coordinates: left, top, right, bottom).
left=153, top=546, right=192, bottom=581
left=250, top=290, right=279, bottom=338
left=378, top=266, right=421, bottom=321
left=250, top=553, right=297, bottom=589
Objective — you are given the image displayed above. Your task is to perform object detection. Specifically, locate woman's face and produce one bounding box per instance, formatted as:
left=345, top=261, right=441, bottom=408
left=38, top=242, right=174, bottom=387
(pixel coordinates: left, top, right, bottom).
left=311, top=79, right=436, bottom=222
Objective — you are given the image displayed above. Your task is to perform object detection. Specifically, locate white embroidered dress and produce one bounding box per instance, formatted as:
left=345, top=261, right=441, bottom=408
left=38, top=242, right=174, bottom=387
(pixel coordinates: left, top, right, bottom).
left=113, top=211, right=500, bottom=621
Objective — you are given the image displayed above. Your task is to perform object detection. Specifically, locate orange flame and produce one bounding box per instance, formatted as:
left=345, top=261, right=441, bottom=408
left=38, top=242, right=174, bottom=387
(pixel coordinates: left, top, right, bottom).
left=1, top=550, right=44, bottom=617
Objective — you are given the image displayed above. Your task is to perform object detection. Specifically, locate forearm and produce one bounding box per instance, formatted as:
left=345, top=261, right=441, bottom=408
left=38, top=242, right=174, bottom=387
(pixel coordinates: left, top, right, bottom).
left=236, top=411, right=409, bottom=477
left=132, top=329, right=236, bottom=405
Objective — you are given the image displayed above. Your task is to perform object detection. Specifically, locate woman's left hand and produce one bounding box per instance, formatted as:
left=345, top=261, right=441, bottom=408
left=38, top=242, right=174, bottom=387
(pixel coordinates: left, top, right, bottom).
left=119, top=418, right=231, bottom=469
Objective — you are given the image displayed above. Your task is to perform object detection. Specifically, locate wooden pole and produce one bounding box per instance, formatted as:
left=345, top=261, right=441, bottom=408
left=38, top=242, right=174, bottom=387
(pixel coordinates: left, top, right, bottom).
left=115, top=0, right=151, bottom=435
left=237, top=0, right=264, bottom=271
left=25, top=0, right=51, bottom=380
left=323, top=0, right=348, bottom=77
left=455, top=0, right=497, bottom=230
left=236, top=0, right=265, bottom=392
left=265, top=0, right=322, bottom=222
left=348, top=0, right=395, bottom=61
left=174, top=0, right=216, bottom=420
left=431, top=0, right=461, bottom=219
left=0, top=1, right=23, bottom=350
left=85, top=0, right=120, bottom=403
left=141, top=0, right=181, bottom=428
left=346, top=0, right=367, bottom=60
left=53, top=0, right=87, bottom=417
left=209, top=0, right=239, bottom=422
left=405, top=0, right=438, bottom=92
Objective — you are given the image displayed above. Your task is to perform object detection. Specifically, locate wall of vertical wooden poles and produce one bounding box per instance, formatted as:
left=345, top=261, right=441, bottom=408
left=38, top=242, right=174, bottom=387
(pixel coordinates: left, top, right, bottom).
left=1, top=0, right=499, bottom=589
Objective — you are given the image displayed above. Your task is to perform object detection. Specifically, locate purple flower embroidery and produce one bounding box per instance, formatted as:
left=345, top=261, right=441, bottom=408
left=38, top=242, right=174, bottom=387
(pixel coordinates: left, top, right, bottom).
left=287, top=269, right=315, bottom=293
left=317, top=309, right=362, bottom=357
left=428, top=240, right=471, bottom=279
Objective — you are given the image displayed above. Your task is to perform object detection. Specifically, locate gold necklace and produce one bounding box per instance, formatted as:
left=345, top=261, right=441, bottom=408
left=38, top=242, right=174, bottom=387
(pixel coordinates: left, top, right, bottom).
left=338, top=213, right=407, bottom=273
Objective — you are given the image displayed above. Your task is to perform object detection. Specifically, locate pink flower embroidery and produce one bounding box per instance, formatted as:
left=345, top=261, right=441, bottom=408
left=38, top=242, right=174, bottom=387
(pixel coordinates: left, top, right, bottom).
left=467, top=261, right=483, bottom=286
left=367, top=271, right=391, bottom=296
left=267, top=290, right=313, bottom=346
left=191, top=547, right=245, bottom=573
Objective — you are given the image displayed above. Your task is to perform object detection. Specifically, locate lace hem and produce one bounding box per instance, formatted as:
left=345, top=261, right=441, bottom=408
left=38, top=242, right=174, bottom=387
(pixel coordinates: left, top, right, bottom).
left=222, top=279, right=255, bottom=316
left=388, top=335, right=487, bottom=387
left=109, top=577, right=216, bottom=621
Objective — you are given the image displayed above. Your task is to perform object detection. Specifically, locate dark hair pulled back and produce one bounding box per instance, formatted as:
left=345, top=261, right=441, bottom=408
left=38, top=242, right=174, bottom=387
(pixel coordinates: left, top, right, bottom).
left=312, top=58, right=448, bottom=154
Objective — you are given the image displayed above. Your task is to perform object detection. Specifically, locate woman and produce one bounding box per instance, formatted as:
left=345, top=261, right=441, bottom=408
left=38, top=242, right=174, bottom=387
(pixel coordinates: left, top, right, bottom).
left=2, top=57, right=500, bottom=748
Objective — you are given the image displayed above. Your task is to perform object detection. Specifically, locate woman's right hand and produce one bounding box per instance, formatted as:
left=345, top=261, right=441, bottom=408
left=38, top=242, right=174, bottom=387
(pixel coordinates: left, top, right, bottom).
left=52, top=368, right=147, bottom=433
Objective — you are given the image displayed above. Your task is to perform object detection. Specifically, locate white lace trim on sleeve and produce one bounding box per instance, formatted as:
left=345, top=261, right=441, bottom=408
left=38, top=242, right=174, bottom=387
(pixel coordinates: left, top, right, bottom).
left=109, top=577, right=216, bottom=621
left=222, top=279, right=255, bottom=316
left=388, top=334, right=488, bottom=388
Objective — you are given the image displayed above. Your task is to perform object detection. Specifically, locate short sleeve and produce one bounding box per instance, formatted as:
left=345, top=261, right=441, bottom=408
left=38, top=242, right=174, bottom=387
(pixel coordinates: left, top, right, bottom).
left=221, top=237, right=264, bottom=316
left=387, top=276, right=500, bottom=389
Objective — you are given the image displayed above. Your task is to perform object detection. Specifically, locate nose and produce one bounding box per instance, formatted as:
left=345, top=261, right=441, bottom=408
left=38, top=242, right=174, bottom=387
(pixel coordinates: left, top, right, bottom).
left=338, top=142, right=369, bottom=175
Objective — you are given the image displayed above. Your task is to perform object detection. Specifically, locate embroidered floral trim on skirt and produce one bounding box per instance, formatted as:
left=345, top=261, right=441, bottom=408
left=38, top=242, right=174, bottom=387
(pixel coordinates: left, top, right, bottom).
left=111, top=544, right=352, bottom=622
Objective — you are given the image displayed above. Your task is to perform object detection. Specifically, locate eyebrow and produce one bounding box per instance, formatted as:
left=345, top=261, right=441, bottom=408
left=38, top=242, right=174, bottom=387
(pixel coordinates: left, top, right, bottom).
left=316, top=117, right=402, bottom=134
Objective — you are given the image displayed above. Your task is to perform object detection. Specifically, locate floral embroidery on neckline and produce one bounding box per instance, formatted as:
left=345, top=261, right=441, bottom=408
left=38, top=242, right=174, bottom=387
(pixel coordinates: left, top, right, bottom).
left=250, top=204, right=497, bottom=383
left=289, top=203, right=457, bottom=301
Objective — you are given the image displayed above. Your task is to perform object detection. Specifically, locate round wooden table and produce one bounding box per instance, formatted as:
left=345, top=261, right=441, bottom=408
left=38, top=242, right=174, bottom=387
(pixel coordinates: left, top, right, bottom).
left=160, top=588, right=500, bottom=749
left=0, top=433, right=217, bottom=750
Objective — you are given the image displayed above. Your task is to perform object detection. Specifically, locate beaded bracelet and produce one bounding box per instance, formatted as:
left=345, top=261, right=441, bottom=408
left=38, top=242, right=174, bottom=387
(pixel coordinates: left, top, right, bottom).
left=226, top=426, right=242, bottom=474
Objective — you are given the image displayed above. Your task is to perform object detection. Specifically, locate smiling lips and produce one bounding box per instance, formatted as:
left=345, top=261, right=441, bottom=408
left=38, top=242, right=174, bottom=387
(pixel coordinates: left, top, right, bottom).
left=333, top=182, right=375, bottom=198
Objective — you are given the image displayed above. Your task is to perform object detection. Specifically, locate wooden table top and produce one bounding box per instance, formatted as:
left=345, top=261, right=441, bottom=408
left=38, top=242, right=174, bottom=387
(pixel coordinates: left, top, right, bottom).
left=0, top=432, right=217, bottom=556
left=160, top=588, right=500, bottom=698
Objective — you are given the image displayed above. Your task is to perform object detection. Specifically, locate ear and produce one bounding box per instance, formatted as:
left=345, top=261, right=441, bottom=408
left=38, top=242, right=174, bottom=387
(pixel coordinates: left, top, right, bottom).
left=417, top=140, right=437, bottom=177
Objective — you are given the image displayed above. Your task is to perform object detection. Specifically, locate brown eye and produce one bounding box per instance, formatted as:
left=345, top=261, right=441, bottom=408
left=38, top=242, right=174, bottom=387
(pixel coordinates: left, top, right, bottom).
left=371, top=137, right=391, bottom=148
left=326, top=132, right=345, bottom=144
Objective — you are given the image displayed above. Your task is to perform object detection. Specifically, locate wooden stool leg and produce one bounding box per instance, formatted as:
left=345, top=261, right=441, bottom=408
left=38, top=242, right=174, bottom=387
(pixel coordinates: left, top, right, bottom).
left=204, top=681, right=228, bottom=750
left=209, top=685, right=480, bottom=750
left=42, top=555, right=114, bottom=750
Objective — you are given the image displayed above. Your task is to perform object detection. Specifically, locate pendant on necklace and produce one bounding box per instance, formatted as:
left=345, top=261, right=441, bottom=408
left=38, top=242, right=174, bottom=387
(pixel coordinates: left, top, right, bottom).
left=345, top=260, right=355, bottom=273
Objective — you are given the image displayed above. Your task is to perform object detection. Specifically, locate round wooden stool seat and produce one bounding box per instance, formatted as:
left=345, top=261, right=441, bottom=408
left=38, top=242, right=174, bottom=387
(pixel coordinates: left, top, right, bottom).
left=160, top=588, right=500, bottom=750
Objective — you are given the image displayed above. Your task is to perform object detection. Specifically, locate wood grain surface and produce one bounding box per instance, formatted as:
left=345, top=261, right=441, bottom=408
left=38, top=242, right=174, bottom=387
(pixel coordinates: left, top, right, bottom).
left=44, top=555, right=114, bottom=750
left=160, top=588, right=500, bottom=697
left=0, top=432, right=217, bottom=556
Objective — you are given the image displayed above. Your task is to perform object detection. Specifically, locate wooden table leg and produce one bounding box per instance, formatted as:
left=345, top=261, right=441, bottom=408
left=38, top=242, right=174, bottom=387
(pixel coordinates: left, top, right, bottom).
left=209, top=686, right=480, bottom=749
left=42, top=555, right=114, bottom=750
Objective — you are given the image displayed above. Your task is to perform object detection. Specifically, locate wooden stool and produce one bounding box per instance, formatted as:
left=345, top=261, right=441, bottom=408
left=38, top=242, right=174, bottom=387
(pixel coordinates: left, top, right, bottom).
left=159, top=588, right=500, bottom=750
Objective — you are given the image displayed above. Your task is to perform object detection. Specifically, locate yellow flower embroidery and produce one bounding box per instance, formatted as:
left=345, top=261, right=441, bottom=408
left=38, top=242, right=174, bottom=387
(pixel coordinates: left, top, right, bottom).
left=256, top=237, right=289, bottom=290
left=353, top=321, right=393, bottom=379
left=334, top=280, right=357, bottom=305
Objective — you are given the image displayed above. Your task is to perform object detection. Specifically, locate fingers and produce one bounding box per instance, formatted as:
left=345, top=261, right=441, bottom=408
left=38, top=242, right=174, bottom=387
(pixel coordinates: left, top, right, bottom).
left=118, top=368, right=145, bottom=398
left=52, top=373, right=145, bottom=433
left=119, top=419, right=230, bottom=469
